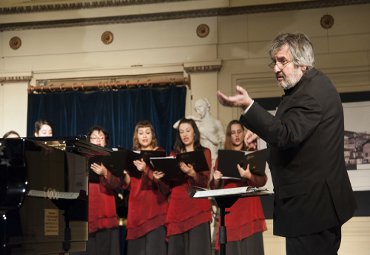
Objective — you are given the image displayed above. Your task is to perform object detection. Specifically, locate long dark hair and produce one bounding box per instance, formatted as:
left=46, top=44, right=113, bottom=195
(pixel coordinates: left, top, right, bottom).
left=224, top=120, right=248, bottom=151
left=173, top=118, right=203, bottom=153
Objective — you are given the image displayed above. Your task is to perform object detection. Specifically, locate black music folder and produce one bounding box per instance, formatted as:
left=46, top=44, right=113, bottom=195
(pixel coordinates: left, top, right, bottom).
left=88, top=150, right=128, bottom=182
left=132, top=150, right=166, bottom=165
left=217, top=148, right=267, bottom=179
left=150, top=150, right=209, bottom=183
left=118, top=149, right=166, bottom=178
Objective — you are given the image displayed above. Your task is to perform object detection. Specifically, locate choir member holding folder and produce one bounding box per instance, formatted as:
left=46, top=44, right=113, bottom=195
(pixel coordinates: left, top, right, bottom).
left=120, top=120, right=169, bottom=255
left=211, top=120, right=267, bottom=255
left=154, top=118, right=212, bottom=255
left=217, top=148, right=267, bottom=179
left=150, top=150, right=210, bottom=183
left=87, top=126, right=120, bottom=255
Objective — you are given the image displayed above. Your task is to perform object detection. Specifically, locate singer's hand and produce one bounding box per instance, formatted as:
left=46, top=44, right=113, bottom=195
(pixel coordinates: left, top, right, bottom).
left=213, top=170, right=223, bottom=181
left=91, top=163, right=108, bottom=177
left=237, top=164, right=252, bottom=180
left=179, top=162, right=196, bottom=178
left=133, top=159, right=146, bottom=172
left=153, top=171, right=165, bottom=180
left=245, top=130, right=258, bottom=150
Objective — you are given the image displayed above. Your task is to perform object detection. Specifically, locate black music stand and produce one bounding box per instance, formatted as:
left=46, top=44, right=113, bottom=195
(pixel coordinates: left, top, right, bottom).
left=190, top=187, right=270, bottom=255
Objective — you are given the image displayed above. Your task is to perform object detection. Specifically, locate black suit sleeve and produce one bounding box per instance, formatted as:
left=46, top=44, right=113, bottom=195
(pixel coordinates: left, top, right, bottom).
left=241, top=95, right=322, bottom=149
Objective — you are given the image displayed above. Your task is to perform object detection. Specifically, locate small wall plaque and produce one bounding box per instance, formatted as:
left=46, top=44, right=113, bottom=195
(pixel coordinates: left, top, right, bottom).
left=320, top=14, right=334, bottom=29
left=101, top=31, right=114, bottom=44
left=9, top=36, right=22, bottom=50
left=196, top=24, right=210, bottom=38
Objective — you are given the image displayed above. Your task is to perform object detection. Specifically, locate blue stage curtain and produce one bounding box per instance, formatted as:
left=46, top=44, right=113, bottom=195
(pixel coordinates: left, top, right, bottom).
left=27, top=86, right=187, bottom=152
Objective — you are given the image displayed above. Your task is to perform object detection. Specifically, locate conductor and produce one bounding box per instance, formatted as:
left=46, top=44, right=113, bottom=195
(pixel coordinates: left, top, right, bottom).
left=217, top=33, right=356, bottom=255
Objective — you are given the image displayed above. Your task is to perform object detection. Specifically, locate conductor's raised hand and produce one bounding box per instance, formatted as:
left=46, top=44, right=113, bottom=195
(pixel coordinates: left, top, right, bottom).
left=217, top=85, right=253, bottom=110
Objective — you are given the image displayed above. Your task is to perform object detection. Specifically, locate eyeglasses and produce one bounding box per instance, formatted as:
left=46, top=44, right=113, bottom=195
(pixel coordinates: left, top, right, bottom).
left=268, top=58, right=292, bottom=70
left=90, top=136, right=105, bottom=141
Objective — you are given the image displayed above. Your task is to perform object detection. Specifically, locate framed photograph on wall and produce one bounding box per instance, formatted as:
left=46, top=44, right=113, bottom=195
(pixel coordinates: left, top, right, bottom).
left=255, top=96, right=370, bottom=192
left=343, top=101, right=370, bottom=191
left=255, top=93, right=370, bottom=217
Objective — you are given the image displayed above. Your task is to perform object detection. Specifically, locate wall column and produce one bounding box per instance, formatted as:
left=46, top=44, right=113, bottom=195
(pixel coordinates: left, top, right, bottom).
left=0, top=74, right=31, bottom=137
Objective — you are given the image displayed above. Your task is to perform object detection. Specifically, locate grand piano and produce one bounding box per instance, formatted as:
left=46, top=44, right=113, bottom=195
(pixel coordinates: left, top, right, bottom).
left=0, top=137, right=110, bottom=254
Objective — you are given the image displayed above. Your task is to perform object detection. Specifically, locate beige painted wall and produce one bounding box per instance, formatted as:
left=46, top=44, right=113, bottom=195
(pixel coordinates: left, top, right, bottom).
left=1, top=4, right=370, bottom=134
left=0, top=82, right=28, bottom=136
left=0, top=4, right=370, bottom=254
left=217, top=4, right=370, bottom=125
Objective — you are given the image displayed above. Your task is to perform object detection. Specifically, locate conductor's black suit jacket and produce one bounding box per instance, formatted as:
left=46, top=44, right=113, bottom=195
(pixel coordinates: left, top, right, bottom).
left=241, top=68, right=356, bottom=237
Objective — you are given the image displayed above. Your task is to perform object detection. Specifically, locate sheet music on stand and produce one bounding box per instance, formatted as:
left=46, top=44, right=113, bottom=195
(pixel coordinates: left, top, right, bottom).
left=190, top=186, right=271, bottom=199
left=190, top=186, right=272, bottom=255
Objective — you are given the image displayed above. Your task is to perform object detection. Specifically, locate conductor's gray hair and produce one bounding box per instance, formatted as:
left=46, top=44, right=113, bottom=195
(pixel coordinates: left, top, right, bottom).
left=269, top=33, right=315, bottom=69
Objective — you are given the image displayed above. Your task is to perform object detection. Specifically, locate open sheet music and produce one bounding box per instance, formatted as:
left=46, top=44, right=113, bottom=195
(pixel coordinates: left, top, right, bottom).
left=190, top=186, right=271, bottom=198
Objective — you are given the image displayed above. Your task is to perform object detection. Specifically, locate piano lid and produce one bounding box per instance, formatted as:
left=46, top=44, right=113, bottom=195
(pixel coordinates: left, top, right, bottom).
left=0, top=138, right=28, bottom=212
left=0, top=137, right=96, bottom=254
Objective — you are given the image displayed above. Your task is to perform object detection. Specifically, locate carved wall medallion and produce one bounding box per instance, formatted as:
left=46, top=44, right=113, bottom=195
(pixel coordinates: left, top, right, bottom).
left=101, top=31, right=114, bottom=44
left=320, top=14, right=334, bottom=29
left=9, top=36, right=22, bottom=50
left=196, top=24, right=210, bottom=38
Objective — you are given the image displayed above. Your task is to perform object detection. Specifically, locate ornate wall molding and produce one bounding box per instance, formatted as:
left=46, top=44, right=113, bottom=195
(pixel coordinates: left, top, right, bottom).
left=0, top=75, right=32, bottom=83
left=184, top=60, right=222, bottom=73
left=0, top=0, right=176, bottom=14
left=1, top=0, right=369, bottom=31
left=1, top=0, right=369, bottom=15
left=28, top=72, right=188, bottom=93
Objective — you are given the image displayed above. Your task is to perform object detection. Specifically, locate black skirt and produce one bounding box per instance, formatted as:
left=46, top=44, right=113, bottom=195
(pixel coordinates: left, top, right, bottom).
left=224, top=231, right=264, bottom=255
left=127, top=225, right=167, bottom=255
left=168, top=222, right=212, bottom=255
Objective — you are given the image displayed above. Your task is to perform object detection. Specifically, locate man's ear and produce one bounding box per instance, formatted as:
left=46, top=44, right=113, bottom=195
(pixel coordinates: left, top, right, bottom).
left=300, top=66, right=308, bottom=72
